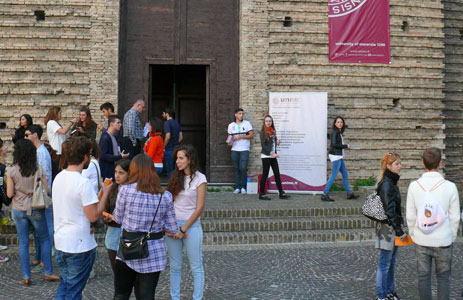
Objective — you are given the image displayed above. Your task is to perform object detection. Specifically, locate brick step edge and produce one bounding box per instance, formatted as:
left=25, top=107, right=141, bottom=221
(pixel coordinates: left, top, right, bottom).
left=201, top=207, right=368, bottom=218
left=201, top=216, right=376, bottom=232
left=202, top=229, right=377, bottom=245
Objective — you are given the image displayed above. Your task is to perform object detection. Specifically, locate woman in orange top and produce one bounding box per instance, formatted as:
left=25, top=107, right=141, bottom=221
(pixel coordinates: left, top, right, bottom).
left=144, top=117, right=164, bottom=175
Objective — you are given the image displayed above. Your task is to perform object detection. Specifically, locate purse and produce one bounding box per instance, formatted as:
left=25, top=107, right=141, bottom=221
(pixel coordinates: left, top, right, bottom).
left=362, top=191, right=388, bottom=222
left=31, top=166, right=51, bottom=209
left=118, top=194, right=163, bottom=260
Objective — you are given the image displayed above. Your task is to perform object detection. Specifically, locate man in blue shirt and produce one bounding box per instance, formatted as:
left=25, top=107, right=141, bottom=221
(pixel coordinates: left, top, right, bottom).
left=25, top=124, right=54, bottom=265
left=122, top=100, right=145, bottom=159
left=162, top=107, right=183, bottom=178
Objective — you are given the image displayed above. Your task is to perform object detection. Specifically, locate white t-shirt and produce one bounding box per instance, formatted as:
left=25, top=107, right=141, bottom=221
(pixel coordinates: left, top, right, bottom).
left=174, top=171, right=207, bottom=221
left=47, top=120, right=66, bottom=155
left=52, top=170, right=99, bottom=253
left=81, top=158, right=101, bottom=195
left=227, top=120, right=253, bottom=152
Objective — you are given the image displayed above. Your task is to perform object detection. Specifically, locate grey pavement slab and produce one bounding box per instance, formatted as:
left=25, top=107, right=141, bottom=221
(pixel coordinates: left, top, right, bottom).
left=2, top=240, right=463, bottom=299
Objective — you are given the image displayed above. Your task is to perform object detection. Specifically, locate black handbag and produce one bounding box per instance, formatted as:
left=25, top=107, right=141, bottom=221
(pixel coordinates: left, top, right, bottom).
left=118, top=194, right=163, bottom=260
left=0, top=165, right=11, bottom=206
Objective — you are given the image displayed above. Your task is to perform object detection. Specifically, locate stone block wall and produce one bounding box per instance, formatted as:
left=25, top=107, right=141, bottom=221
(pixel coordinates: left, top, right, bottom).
left=442, top=0, right=463, bottom=186
left=0, top=0, right=119, bottom=160
left=240, top=0, right=448, bottom=187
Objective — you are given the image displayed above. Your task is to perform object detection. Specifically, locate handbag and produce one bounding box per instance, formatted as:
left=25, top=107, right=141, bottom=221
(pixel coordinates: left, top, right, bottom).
left=31, top=166, right=51, bottom=209
left=118, top=194, right=163, bottom=260
left=362, top=191, right=388, bottom=222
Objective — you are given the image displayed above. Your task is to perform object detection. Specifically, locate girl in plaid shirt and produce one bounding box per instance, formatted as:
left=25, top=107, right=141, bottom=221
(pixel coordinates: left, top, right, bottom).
left=113, top=154, right=178, bottom=299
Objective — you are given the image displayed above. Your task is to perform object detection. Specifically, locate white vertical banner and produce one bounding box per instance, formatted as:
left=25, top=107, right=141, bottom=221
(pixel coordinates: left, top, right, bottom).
left=268, top=92, right=327, bottom=193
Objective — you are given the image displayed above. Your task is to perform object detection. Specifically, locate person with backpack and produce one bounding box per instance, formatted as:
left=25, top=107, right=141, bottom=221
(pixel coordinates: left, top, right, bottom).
left=406, top=147, right=460, bottom=300
left=375, top=152, right=407, bottom=300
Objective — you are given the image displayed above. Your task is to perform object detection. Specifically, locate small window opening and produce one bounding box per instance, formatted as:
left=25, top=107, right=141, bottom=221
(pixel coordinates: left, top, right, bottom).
left=416, top=125, right=422, bottom=129
left=283, top=16, right=292, bottom=27
left=401, top=21, right=408, bottom=32
left=392, top=98, right=400, bottom=107
left=0, top=122, right=6, bottom=130
left=34, top=10, right=45, bottom=21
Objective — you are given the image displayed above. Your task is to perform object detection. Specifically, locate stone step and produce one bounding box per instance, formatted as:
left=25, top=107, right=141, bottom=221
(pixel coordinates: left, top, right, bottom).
left=201, top=216, right=376, bottom=232
left=0, top=232, right=106, bottom=248
left=202, top=229, right=376, bottom=245
left=201, top=206, right=365, bottom=219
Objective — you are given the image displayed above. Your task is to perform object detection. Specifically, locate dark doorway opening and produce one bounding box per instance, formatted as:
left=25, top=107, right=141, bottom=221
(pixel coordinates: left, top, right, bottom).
left=150, top=65, right=208, bottom=174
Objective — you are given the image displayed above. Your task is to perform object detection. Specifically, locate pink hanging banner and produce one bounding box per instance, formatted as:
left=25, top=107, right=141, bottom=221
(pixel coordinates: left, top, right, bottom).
left=328, top=0, right=390, bottom=64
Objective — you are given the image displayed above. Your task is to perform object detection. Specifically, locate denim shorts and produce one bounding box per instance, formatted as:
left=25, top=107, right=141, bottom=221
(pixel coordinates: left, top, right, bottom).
left=105, top=226, right=121, bottom=251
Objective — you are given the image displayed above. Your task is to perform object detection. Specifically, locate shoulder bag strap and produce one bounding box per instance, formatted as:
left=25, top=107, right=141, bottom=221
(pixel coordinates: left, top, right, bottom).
left=91, top=160, right=101, bottom=190
left=146, top=193, right=163, bottom=238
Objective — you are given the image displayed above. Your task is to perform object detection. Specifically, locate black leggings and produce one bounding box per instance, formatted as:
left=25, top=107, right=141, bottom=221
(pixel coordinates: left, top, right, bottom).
left=114, top=260, right=160, bottom=300
left=260, top=158, right=283, bottom=194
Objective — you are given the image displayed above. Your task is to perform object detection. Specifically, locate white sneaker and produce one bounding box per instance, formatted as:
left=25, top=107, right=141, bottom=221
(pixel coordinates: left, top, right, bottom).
left=0, top=245, right=7, bottom=251
left=0, top=255, right=9, bottom=262
left=241, top=188, right=247, bottom=194
left=233, top=188, right=241, bottom=194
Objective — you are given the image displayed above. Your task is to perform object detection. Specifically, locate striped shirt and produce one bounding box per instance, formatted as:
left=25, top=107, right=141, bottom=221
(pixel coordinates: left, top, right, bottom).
left=113, top=183, right=178, bottom=273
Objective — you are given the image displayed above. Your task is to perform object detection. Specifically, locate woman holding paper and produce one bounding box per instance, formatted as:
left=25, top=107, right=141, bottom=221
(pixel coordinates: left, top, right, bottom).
left=375, top=152, right=407, bottom=300
left=258, top=115, right=290, bottom=201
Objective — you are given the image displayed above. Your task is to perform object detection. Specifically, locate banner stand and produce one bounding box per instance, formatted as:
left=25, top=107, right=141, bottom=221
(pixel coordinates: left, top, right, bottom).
left=268, top=92, right=328, bottom=194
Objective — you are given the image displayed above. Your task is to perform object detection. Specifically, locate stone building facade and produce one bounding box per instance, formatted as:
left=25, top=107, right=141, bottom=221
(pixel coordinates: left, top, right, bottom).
left=0, top=0, right=462, bottom=186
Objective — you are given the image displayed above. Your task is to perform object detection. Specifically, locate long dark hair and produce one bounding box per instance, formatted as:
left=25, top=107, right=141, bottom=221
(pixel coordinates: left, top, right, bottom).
left=149, top=117, right=163, bottom=133
left=13, top=139, right=37, bottom=177
left=109, top=159, right=131, bottom=201
left=167, top=144, right=201, bottom=198
left=332, top=116, right=347, bottom=133
left=261, top=115, right=276, bottom=142
left=18, top=114, right=33, bottom=129
left=78, top=106, right=93, bottom=128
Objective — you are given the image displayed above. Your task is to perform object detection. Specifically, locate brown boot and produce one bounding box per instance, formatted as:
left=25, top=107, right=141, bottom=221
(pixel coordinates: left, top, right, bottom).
left=44, top=274, right=60, bottom=282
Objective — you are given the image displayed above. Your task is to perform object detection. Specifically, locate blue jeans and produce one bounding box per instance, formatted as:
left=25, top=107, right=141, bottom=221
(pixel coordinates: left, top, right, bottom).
left=324, top=159, right=352, bottom=195
left=34, top=205, right=54, bottom=261
left=155, top=167, right=163, bottom=176
left=416, top=244, right=452, bottom=300
left=376, top=246, right=399, bottom=298
left=164, top=150, right=175, bottom=179
left=231, top=150, right=249, bottom=190
left=55, top=248, right=96, bottom=300
left=12, top=209, right=53, bottom=279
left=165, top=220, right=204, bottom=300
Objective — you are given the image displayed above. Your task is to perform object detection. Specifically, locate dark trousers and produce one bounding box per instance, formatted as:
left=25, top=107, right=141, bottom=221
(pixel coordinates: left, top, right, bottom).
left=260, top=158, right=283, bottom=195
left=122, top=138, right=141, bottom=160
left=114, top=260, right=160, bottom=300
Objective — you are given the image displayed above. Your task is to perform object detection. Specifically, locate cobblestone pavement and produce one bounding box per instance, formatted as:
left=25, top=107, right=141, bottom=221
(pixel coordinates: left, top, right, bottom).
left=2, top=240, right=463, bottom=300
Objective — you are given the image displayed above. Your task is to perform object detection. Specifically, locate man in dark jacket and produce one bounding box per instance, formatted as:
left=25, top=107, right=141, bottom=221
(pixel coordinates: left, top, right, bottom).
left=99, top=115, right=129, bottom=180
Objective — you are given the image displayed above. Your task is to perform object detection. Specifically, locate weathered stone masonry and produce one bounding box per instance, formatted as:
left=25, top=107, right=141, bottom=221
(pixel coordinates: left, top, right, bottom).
left=0, top=0, right=119, bottom=157
left=0, top=0, right=462, bottom=187
left=241, top=0, right=463, bottom=187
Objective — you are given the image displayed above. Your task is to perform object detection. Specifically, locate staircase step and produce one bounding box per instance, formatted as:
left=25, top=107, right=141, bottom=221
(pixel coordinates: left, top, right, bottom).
left=202, top=229, right=376, bottom=245
left=201, top=206, right=365, bottom=219
left=201, top=216, right=376, bottom=232
left=0, top=232, right=106, bottom=247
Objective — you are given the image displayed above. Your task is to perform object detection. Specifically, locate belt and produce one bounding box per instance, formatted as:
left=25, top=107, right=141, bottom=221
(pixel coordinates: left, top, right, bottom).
left=122, top=230, right=164, bottom=241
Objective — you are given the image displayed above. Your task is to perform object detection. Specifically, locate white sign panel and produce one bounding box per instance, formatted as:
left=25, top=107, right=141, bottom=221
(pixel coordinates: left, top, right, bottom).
left=268, top=92, right=327, bottom=193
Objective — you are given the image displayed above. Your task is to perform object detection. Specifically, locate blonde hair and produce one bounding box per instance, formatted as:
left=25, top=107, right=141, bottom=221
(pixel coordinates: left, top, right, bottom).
left=377, top=152, right=400, bottom=184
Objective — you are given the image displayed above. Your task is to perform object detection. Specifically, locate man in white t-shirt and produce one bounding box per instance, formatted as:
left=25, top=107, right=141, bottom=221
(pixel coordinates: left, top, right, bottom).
left=227, top=108, right=254, bottom=194
left=406, top=147, right=460, bottom=300
left=52, top=136, right=112, bottom=299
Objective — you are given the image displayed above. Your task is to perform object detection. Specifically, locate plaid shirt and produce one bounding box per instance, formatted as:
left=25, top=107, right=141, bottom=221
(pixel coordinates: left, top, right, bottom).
left=113, top=183, right=178, bottom=273
left=123, top=108, right=144, bottom=144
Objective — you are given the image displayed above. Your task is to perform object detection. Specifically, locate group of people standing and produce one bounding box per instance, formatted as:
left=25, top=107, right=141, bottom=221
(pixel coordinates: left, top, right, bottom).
left=227, top=108, right=290, bottom=200
left=2, top=101, right=207, bottom=299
